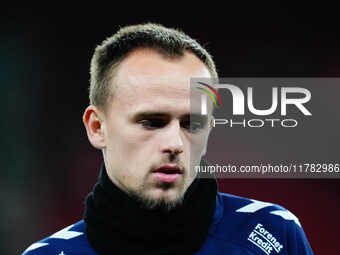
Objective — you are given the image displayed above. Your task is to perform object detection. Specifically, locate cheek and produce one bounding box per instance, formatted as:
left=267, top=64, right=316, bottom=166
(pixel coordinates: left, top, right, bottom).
left=123, top=130, right=155, bottom=152
left=107, top=126, right=155, bottom=166
left=191, top=132, right=209, bottom=152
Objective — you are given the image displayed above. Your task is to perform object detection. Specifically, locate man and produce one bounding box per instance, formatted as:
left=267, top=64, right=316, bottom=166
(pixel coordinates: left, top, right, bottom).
left=22, top=23, right=313, bottom=255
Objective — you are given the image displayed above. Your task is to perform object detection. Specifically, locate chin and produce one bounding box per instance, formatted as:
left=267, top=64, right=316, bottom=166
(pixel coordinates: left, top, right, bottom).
left=148, top=195, right=184, bottom=211
left=134, top=186, right=186, bottom=211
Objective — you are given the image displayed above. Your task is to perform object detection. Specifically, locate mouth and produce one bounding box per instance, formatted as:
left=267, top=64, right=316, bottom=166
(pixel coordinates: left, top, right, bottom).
left=152, top=165, right=183, bottom=183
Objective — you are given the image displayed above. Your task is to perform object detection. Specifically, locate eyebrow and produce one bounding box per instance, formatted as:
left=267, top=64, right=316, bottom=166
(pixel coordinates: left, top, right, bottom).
left=133, top=112, right=171, bottom=118
left=131, top=111, right=207, bottom=120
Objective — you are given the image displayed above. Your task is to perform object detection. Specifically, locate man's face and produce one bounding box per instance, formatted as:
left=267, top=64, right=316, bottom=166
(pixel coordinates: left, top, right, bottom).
left=101, top=48, right=212, bottom=209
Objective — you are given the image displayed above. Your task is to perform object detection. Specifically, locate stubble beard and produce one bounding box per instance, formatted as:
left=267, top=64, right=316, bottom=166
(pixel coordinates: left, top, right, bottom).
left=126, top=176, right=190, bottom=212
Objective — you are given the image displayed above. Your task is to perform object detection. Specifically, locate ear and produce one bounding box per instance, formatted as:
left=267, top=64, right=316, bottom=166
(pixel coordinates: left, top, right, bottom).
left=82, top=105, right=106, bottom=149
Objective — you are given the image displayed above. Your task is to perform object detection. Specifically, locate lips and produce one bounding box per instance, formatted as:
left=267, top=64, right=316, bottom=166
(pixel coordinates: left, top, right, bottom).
left=152, top=165, right=183, bottom=183
left=154, top=165, right=183, bottom=174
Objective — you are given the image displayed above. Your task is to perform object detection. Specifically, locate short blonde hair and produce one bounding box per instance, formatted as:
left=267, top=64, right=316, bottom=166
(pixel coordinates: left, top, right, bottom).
left=89, top=23, right=218, bottom=112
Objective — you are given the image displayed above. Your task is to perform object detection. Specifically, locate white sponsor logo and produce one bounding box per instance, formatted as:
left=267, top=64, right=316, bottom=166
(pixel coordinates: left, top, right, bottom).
left=247, top=223, right=283, bottom=255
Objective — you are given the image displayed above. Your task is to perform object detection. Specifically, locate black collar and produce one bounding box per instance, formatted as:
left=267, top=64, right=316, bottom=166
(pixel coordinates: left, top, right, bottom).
left=83, top=162, right=218, bottom=255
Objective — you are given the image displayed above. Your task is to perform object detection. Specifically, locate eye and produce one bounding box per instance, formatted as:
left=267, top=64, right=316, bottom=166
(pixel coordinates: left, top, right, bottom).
left=139, top=119, right=167, bottom=129
left=181, top=118, right=207, bottom=133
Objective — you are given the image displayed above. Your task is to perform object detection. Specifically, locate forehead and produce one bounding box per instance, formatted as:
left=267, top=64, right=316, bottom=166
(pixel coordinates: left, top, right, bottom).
left=108, top=48, right=212, bottom=115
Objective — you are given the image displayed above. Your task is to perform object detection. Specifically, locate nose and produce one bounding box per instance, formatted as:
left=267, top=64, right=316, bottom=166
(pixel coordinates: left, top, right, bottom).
left=160, top=120, right=184, bottom=155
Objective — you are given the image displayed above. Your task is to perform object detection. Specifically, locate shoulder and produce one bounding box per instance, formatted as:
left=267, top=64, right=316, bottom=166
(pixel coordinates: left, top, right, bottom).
left=217, top=192, right=301, bottom=226
left=21, top=220, right=98, bottom=255
left=210, top=192, right=313, bottom=254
